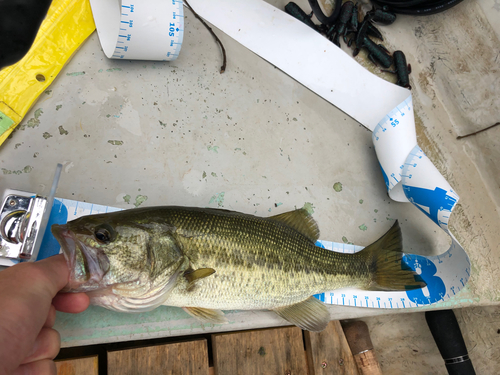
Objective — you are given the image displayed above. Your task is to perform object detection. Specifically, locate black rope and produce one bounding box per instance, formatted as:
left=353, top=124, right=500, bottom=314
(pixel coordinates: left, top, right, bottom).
left=307, top=0, right=342, bottom=25
left=371, top=0, right=465, bottom=16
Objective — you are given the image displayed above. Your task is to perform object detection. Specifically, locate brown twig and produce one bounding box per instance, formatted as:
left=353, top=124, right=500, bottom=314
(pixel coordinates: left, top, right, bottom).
left=456, top=122, right=500, bottom=140
left=184, top=0, right=227, bottom=73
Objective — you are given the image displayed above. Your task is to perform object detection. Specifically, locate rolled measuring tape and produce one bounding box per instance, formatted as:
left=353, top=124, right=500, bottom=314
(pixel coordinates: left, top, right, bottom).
left=89, top=0, right=184, bottom=61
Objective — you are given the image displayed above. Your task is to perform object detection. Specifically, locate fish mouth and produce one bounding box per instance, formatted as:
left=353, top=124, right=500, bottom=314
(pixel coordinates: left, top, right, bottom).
left=52, top=224, right=109, bottom=292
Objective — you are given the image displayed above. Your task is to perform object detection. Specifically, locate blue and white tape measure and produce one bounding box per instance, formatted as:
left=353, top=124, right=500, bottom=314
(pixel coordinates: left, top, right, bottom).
left=313, top=95, right=470, bottom=309
left=90, top=0, right=184, bottom=61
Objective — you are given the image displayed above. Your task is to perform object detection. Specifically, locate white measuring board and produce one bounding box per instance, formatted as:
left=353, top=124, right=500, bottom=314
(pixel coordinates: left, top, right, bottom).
left=89, top=0, right=184, bottom=61
left=33, top=0, right=470, bottom=310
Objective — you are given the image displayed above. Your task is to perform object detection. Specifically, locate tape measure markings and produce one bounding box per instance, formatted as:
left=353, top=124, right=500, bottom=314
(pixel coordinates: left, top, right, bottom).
left=91, top=0, right=184, bottom=61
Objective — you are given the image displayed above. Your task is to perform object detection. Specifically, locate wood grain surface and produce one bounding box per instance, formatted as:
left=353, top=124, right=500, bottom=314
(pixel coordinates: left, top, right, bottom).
left=304, top=321, right=358, bottom=375
left=56, top=356, right=98, bottom=375
left=107, top=339, right=209, bottom=375
left=212, top=326, right=307, bottom=375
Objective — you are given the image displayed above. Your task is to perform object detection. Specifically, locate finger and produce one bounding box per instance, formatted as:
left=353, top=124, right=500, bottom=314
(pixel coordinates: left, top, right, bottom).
left=44, top=305, right=56, bottom=328
left=22, top=327, right=60, bottom=364
left=12, top=359, right=57, bottom=375
left=52, top=292, right=90, bottom=313
left=0, top=255, right=69, bottom=369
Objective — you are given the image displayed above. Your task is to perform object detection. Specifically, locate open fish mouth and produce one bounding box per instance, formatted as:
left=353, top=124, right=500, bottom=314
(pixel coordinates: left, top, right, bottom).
left=52, top=224, right=109, bottom=292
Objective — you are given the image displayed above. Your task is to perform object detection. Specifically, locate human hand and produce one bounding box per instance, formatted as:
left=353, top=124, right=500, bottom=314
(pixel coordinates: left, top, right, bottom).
left=0, top=254, right=90, bottom=375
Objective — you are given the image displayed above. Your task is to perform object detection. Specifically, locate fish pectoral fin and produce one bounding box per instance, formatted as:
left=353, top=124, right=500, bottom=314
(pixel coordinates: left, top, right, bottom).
left=182, top=307, right=228, bottom=324
left=269, top=209, right=320, bottom=243
left=272, top=296, right=330, bottom=332
left=184, top=268, right=216, bottom=288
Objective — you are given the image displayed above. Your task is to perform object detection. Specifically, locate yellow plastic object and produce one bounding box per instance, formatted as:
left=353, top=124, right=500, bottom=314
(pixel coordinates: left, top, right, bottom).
left=0, top=0, right=95, bottom=146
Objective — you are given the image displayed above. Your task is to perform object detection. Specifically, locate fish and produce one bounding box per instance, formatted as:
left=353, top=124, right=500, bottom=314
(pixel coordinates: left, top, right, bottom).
left=51, top=206, right=425, bottom=332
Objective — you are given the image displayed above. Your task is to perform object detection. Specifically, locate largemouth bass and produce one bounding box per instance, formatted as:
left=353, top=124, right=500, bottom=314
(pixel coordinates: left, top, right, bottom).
left=52, top=206, right=424, bottom=331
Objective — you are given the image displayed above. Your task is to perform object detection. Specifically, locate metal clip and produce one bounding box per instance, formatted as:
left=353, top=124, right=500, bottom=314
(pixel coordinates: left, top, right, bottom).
left=0, top=164, right=62, bottom=267
left=0, top=190, right=47, bottom=265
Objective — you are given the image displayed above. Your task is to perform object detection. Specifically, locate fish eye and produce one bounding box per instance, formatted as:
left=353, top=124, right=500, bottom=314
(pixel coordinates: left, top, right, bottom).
left=94, top=224, right=116, bottom=244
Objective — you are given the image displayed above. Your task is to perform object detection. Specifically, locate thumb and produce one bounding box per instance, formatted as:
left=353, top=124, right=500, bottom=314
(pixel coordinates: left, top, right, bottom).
left=0, top=255, right=69, bottom=373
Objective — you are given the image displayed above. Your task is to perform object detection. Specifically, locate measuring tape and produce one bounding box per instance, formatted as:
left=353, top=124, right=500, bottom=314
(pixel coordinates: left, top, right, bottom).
left=89, top=0, right=184, bottom=61
left=312, top=95, right=470, bottom=309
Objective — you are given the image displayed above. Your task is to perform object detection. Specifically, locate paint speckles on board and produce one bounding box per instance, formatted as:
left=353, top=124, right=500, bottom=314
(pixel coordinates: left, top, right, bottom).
left=43, top=132, right=52, bottom=139
left=359, top=199, right=364, bottom=204
left=66, top=71, right=85, bottom=76
left=134, top=195, right=148, bottom=208
left=209, top=192, right=225, bottom=207
left=123, top=195, right=131, bottom=204
left=342, top=236, right=354, bottom=245
left=58, top=126, right=68, bottom=135
left=1, top=166, right=33, bottom=175
left=19, top=108, right=43, bottom=130
left=333, top=182, right=343, bottom=192
left=359, top=224, right=368, bottom=231
left=207, top=145, right=219, bottom=153
left=108, top=140, right=124, bottom=146
left=56, top=105, right=62, bottom=111
left=303, top=202, right=315, bottom=214
left=106, top=68, right=122, bottom=72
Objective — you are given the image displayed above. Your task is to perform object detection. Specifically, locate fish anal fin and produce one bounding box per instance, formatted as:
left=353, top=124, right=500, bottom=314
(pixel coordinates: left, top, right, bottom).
left=269, top=208, right=320, bottom=242
left=184, top=268, right=216, bottom=288
left=273, top=296, right=330, bottom=332
left=182, top=307, right=228, bottom=324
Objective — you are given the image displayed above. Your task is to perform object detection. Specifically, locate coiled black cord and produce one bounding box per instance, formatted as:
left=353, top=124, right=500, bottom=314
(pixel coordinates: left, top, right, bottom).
left=371, top=0, right=465, bottom=15
left=307, top=0, right=342, bottom=25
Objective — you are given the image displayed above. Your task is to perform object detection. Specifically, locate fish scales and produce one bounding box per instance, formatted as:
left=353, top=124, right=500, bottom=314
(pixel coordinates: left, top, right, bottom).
left=52, top=206, right=425, bottom=331
left=160, top=208, right=368, bottom=310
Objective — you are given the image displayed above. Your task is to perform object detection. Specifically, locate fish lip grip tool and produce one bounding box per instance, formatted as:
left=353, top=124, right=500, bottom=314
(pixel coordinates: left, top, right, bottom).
left=0, top=164, right=61, bottom=267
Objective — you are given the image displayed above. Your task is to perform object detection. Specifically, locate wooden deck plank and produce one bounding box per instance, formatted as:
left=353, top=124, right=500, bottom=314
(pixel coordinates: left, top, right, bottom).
left=304, top=321, right=358, bottom=375
left=107, top=339, right=209, bottom=375
left=212, top=326, right=307, bottom=375
left=56, top=356, right=98, bottom=375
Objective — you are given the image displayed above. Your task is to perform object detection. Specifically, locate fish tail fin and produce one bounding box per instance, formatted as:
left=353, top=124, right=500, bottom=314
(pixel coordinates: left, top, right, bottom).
left=363, top=220, right=426, bottom=291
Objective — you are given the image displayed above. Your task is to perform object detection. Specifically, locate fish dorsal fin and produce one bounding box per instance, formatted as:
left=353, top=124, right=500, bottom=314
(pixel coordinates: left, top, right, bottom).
left=182, top=307, right=228, bottom=324
left=272, top=296, right=330, bottom=332
left=269, top=208, right=320, bottom=242
left=184, top=268, right=216, bottom=288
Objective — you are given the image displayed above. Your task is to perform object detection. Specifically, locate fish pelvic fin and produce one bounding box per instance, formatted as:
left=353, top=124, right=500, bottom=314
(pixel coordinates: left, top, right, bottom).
left=269, top=208, right=320, bottom=242
left=363, top=220, right=426, bottom=291
left=272, top=296, right=330, bottom=332
left=182, top=307, right=228, bottom=324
